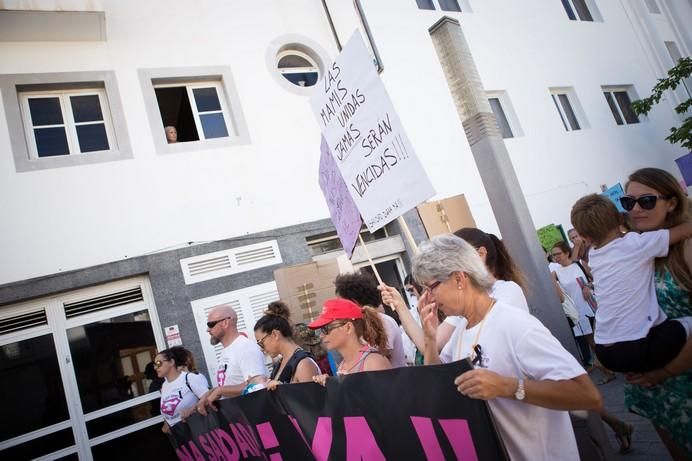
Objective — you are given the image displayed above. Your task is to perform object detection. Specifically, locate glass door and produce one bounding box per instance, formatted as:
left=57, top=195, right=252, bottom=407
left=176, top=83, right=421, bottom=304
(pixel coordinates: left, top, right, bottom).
left=0, top=277, right=176, bottom=460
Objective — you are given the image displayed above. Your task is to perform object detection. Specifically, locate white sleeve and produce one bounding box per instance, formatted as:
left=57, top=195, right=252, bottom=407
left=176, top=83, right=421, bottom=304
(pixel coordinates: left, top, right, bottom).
left=443, top=316, right=463, bottom=327
left=188, top=373, right=209, bottom=398
left=239, top=343, right=269, bottom=379
left=636, top=230, right=669, bottom=258
left=515, top=322, right=585, bottom=381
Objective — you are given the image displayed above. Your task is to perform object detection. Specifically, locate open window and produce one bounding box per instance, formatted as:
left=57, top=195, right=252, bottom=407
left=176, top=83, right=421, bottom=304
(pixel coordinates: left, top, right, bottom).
left=154, top=82, right=230, bottom=143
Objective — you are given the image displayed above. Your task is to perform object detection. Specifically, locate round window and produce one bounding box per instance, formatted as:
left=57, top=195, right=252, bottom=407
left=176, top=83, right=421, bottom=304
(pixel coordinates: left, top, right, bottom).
left=277, top=50, right=319, bottom=87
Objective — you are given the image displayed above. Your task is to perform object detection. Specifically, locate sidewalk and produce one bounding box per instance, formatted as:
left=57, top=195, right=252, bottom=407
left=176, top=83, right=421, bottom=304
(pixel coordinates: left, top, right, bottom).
left=593, top=369, right=672, bottom=461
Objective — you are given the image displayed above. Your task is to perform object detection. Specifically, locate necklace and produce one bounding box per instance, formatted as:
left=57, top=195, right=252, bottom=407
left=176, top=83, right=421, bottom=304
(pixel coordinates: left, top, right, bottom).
left=454, top=298, right=496, bottom=362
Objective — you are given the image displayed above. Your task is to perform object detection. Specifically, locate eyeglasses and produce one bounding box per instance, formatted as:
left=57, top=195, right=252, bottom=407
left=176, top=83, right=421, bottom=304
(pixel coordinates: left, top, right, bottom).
left=153, top=359, right=169, bottom=369
left=319, top=321, right=349, bottom=336
left=423, top=280, right=442, bottom=293
left=256, top=333, right=271, bottom=349
left=619, top=194, right=669, bottom=211
left=551, top=251, right=563, bottom=258
left=207, top=317, right=231, bottom=329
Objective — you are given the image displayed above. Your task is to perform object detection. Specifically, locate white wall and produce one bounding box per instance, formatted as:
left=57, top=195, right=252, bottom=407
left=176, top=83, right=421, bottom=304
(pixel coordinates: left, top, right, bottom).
left=0, top=0, right=689, bottom=284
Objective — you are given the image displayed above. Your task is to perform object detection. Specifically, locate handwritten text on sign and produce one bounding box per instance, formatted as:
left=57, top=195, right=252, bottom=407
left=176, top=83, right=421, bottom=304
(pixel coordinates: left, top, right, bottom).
left=318, top=136, right=362, bottom=258
left=310, top=32, right=435, bottom=232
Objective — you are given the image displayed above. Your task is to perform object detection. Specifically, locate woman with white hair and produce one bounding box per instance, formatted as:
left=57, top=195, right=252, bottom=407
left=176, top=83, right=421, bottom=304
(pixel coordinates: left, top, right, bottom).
left=417, top=234, right=602, bottom=461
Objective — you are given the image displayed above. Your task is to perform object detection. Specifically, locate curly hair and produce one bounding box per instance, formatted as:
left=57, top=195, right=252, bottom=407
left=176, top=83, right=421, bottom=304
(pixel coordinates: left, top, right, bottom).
left=334, top=271, right=381, bottom=307
left=352, top=306, right=390, bottom=358
left=253, top=300, right=293, bottom=338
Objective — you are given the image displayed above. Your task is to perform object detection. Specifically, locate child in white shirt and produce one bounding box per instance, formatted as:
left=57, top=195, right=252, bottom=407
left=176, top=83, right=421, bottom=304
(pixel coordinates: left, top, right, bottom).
left=571, top=194, right=692, bottom=373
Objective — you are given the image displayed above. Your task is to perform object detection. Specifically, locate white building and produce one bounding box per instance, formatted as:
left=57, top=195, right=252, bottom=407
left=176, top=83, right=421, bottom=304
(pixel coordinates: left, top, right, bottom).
left=0, top=0, right=690, bottom=459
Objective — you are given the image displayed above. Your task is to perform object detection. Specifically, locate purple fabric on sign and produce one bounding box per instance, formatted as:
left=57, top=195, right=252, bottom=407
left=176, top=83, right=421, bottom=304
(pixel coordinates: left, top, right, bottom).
left=675, top=152, right=692, bottom=187
left=318, top=136, right=362, bottom=257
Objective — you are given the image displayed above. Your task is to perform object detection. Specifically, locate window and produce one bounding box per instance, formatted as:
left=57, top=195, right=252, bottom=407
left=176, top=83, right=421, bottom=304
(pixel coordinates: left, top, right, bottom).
left=0, top=71, right=132, bottom=172
left=277, top=50, right=319, bottom=87
left=550, top=89, right=583, bottom=131
left=154, top=82, right=230, bottom=142
left=488, top=98, right=514, bottom=138
left=560, top=0, right=596, bottom=21
left=644, top=0, right=661, bottom=14
left=602, top=87, right=640, bottom=125
left=138, top=66, right=250, bottom=155
left=306, top=226, right=387, bottom=257
left=416, top=0, right=463, bottom=11
left=19, top=89, right=113, bottom=158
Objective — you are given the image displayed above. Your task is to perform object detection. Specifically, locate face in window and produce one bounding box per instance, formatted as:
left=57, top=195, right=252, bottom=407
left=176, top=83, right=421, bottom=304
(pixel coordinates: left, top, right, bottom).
left=165, top=126, right=178, bottom=144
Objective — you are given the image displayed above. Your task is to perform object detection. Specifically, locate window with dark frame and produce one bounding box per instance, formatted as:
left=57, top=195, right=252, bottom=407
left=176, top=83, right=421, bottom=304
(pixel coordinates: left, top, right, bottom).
left=560, top=0, right=594, bottom=21
left=551, top=93, right=581, bottom=131
left=488, top=98, right=514, bottom=139
left=603, top=89, right=640, bottom=125
left=416, top=0, right=461, bottom=11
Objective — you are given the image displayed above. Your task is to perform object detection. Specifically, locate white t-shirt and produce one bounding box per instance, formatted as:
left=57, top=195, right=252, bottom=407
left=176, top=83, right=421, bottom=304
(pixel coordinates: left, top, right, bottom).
left=440, top=302, right=584, bottom=461
left=379, top=312, right=407, bottom=368
left=160, top=372, right=209, bottom=426
left=589, top=230, right=669, bottom=344
left=553, top=263, right=594, bottom=337
left=216, top=335, right=268, bottom=396
left=443, top=279, right=529, bottom=328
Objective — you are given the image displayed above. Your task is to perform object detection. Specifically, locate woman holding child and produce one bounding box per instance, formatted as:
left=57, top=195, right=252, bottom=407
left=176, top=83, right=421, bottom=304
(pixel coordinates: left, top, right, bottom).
left=622, top=167, right=692, bottom=460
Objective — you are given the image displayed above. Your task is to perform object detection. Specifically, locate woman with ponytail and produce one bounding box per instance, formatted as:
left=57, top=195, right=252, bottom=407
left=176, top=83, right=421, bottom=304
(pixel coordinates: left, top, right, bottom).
left=253, top=301, right=320, bottom=389
left=436, top=228, right=529, bottom=350
left=309, top=298, right=391, bottom=384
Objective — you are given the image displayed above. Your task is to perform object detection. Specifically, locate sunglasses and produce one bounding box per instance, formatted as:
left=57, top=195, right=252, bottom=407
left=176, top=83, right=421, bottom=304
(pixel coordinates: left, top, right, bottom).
left=207, top=317, right=230, bottom=329
left=153, top=359, right=169, bottom=369
left=619, top=194, right=669, bottom=211
left=319, top=321, right=349, bottom=336
left=256, top=333, right=271, bottom=349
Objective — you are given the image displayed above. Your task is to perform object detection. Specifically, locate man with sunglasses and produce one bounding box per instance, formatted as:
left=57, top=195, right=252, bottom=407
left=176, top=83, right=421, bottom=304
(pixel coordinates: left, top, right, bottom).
left=571, top=194, right=692, bottom=374
left=195, top=305, right=267, bottom=415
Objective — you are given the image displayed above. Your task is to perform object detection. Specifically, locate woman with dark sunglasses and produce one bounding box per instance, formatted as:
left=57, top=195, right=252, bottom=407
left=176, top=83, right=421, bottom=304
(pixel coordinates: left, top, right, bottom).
left=252, top=301, right=320, bottom=390
left=155, top=348, right=209, bottom=434
left=621, top=168, right=692, bottom=460
left=309, top=298, right=391, bottom=385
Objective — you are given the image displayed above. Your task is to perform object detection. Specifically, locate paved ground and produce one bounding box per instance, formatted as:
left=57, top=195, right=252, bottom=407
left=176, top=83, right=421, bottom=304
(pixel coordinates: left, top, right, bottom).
left=592, top=368, right=672, bottom=461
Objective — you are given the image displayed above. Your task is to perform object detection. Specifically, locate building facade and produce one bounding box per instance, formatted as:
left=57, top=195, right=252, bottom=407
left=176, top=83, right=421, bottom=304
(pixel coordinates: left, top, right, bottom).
left=0, top=0, right=690, bottom=459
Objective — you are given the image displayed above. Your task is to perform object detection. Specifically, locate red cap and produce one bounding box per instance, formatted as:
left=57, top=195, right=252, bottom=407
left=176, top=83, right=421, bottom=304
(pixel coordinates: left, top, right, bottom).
left=308, top=298, right=363, bottom=329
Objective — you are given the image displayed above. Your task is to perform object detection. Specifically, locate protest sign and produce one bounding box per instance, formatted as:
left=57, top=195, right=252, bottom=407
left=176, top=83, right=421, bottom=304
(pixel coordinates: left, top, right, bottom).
left=170, top=361, right=508, bottom=460
left=318, top=136, right=362, bottom=257
left=537, top=224, right=567, bottom=251
left=310, top=32, right=435, bottom=232
left=601, top=183, right=626, bottom=213
left=417, top=194, right=477, bottom=237
left=675, top=151, right=692, bottom=187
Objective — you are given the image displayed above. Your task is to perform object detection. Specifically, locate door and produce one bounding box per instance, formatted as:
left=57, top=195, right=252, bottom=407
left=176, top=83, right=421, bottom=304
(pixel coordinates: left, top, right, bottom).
left=0, top=277, right=174, bottom=460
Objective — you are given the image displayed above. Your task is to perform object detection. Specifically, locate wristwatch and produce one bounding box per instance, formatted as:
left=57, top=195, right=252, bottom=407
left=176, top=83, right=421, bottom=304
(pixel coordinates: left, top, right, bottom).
left=514, top=378, right=525, bottom=401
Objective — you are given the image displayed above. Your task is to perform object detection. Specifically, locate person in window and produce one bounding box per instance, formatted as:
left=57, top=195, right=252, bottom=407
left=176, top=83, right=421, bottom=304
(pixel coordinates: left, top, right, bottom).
left=155, top=348, right=208, bottom=434
left=253, top=301, right=320, bottom=389
left=417, top=234, right=602, bottom=461
left=310, top=298, right=391, bottom=385
left=165, top=125, right=178, bottom=144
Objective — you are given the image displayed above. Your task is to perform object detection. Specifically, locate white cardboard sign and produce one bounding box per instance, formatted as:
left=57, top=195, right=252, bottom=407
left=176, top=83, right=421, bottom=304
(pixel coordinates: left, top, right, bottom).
left=310, top=32, right=435, bottom=231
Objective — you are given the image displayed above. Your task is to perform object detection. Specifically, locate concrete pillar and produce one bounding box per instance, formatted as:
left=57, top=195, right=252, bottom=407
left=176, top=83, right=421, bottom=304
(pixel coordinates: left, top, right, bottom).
left=428, top=16, right=576, bottom=352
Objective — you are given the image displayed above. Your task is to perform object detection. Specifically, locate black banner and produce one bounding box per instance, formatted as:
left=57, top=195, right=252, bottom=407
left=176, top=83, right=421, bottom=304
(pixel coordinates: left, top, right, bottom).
left=170, top=360, right=508, bottom=460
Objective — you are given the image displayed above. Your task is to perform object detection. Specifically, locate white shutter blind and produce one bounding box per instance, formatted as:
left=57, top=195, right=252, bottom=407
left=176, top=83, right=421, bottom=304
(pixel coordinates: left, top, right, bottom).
left=190, top=281, right=279, bottom=380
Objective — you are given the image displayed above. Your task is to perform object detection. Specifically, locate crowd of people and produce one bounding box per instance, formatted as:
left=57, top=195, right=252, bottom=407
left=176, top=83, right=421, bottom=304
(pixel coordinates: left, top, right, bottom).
left=152, top=166, right=691, bottom=461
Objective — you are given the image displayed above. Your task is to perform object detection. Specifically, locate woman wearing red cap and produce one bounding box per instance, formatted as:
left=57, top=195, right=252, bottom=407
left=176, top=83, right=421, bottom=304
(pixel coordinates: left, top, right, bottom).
left=309, top=298, right=391, bottom=383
